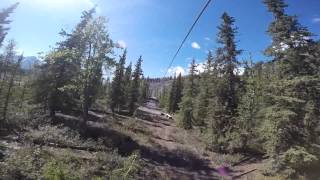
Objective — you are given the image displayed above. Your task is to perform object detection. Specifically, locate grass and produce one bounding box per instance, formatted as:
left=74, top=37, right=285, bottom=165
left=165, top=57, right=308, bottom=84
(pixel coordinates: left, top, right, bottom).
left=0, top=111, right=145, bottom=180
left=108, top=116, right=154, bottom=146
left=0, top=144, right=141, bottom=179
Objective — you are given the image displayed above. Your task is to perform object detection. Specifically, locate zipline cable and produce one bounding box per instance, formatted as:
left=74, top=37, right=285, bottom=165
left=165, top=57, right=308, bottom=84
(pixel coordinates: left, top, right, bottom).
left=164, top=0, right=212, bottom=77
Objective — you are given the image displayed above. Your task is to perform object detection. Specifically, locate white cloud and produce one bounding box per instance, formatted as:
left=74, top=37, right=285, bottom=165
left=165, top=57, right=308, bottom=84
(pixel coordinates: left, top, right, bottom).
left=235, top=67, right=245, bottom=75
left=312, top=17, right=320, bottom=23
left=204, top=37, right=211, bottom=41
left=191, top=42, right=201, bottom=49
left=167, top=66, right=186, bottom=76
left=196, top=63, right=205, bottom=74
left=116, top=40, right=127, bottom=49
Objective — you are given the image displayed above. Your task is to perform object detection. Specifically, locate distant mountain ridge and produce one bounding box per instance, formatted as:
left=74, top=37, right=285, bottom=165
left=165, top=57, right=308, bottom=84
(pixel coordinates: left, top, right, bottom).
left=21, top=56, right=40, bottom=70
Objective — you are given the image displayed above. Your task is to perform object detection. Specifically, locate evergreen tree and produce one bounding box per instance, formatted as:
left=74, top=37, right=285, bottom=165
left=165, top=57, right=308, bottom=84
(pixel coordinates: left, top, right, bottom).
left=110, top=50, right=127, bottom=113
left=2, top=55, right=22, bottom=122
left=205, top=12, right=241, bottom=151
left=167, top=75, right=177, bottom=113
left=129, top=56, right=143, bottom=114
left=159, top=86, right=169, bottom=109
left=216, top=12, right=241, bottom=116
left=195, top=51, right=214, bottom=126
left=263, top=0, right=317, bottom=76
left=168, top=73, right=183, bottom=113
left=0, top=40, right=22, bottom=125
left=0, top=40, right=16, bottom=94
left=33, top=49, right=78, bottom=117
left=0, top=3, right=18, bottom=47
left=174, top=73, right=183, bottom=112
left=139, top=78, right=149, bottom=103
left=258, top=0, right=320, bottom=175
left=79, top=16, right=113, bottom=121
left=34, top=9, right=114, bottom=121
left=179, top=59, right=197, bottom=129
left=123, top=62, right=132, bottom=106
left=234, top=60, right=266, bottom=150
left=34, top=9, right=98, bottom=118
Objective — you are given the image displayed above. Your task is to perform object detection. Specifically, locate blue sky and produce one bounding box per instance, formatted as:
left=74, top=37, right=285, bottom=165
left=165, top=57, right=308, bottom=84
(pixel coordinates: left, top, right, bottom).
left=2, top=0, right=320, bottom=77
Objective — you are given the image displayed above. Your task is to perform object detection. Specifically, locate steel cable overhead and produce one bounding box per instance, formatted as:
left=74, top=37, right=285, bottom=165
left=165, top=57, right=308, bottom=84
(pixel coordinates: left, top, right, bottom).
left=164, top=0, right=212, bottom=77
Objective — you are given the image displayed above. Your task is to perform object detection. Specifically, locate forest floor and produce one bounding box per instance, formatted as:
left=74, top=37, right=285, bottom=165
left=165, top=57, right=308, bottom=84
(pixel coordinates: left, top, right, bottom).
left=128, top=103, right=268, bottom=180
left=0, top=102, right=273, bottom=180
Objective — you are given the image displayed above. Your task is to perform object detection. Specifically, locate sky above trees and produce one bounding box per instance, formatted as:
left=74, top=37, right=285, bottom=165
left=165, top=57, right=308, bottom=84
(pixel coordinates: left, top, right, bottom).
left=2, top=0, right=320, bottom=77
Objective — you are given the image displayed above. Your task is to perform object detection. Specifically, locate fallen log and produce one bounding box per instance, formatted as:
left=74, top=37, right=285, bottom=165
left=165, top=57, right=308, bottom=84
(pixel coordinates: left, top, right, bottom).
left=31, top=139, right=111, bottom=152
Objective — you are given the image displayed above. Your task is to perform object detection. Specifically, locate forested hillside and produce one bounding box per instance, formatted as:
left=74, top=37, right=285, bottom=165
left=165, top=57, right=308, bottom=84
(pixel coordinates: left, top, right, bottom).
left=0, top=0, right=320, bottom=179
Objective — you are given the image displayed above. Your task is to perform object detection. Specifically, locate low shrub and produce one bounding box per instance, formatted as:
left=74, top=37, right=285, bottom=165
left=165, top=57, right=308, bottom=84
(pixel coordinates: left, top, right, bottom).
left=24, top=125, right=104, bottom=150
left=263, top=146, right=319, bottom=179
left=110, top=151, right=141, bottom=180
left=0, top=145, right=141, bottom=180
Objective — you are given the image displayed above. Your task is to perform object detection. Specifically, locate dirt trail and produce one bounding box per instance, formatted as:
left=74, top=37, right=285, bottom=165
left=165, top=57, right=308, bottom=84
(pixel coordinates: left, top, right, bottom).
left=135, top=103, right=264, bottom=180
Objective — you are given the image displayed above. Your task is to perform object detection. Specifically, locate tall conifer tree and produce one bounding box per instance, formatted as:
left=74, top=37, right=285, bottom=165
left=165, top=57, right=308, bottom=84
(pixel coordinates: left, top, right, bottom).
left=129, top=56, right=143, bottom=114
left=195, top=51, right=214, bottom=126
left=179, top=59, right=197, bottom=129
left=110, top=50, right=127, bottom=113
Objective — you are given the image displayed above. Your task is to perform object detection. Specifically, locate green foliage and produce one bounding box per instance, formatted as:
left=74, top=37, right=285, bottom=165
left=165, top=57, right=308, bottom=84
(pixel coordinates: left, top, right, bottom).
left=1, top=1, right=320, bottom=179
left=123, top=62, right=132, bottom=105
left=159, top=86, right=169, bottom=109
left=215, top=12, right=241, bottom=117
left=264, top=146, right=319, bottom=179
left=164, top=73, right=183, bottom=113
left=167, top=75, right=176, bottom=113
left=0, top=145, right=141, bottom=180
left=110, top=151, right=140, bottom=180
left=178, top=59, right=198, bottom=129
left=139, top=78, right=149, bottom=104
left=43, top=159, right=80, bottom=180
left=0, top=39, right=31, bottom=128
left=33, top=49, right=79, bottom=116
left=24, top=125, right=103, bottom=149
left=195, top=51, right=214, bottom=126
left=33, top=8, right=114, bottom=121
left=129, top=56, right=143, bottom=114
left=179, top=97, right=193, bottom=129
left=110, top=50, right=127, bottom=113
left=0, top=147, right=50, bottom=179
left=201, top=13, right=241, bottom=151
left=0, top=3, right=18, bottom=47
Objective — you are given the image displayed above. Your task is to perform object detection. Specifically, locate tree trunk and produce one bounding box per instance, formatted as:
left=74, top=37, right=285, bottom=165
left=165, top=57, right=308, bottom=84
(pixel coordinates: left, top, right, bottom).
left=19, top=83, right=26, bottom=109
left=2, top=56, right=22, bottom=123
left=82, top=85, right=89, bottom=122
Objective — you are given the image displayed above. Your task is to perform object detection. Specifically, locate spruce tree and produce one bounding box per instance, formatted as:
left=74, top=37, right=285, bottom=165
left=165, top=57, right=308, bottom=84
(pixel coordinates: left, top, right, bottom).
left=195, top=51, right=214, bottom=126
left=123, top=62, right=132, bottom=106
left=259, top=0, right=320, bottom=174
left=34, top=9, right=114, bottom=121
left=139, top=77, right=149, bottom=103
left=2, top=55, right=22, bottom=122
left=0, top=3, right=18, bottom=47
left=168, top=75, right=177, bottom=113
left=110, top=50, right=127, bottom=113
left=174, top=73, right=183, bottom=112
left=263, top=0, right=316, bottom=76
left=129, top=56, right=143, bottom=114
left=216, top=12, right=241, bottom=116
left=234, top=60, right=265, bottom=150
left=0, top=40, right=16, bottom=94
left=159, top=86, right=169, bottom=109
left=179, top=59, right=197, bottom=129
left=33, top=49, right=78, bottom=117
left=0, top=40, right=22, bottom=125
left=205, top=12, right=241, bottom=151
